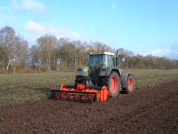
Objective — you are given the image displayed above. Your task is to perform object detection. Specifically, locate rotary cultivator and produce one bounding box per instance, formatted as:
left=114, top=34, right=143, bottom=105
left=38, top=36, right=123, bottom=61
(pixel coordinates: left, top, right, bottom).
left=50, top=84, right=109, bottom=103
left=49, top=48, right=134, bottom=103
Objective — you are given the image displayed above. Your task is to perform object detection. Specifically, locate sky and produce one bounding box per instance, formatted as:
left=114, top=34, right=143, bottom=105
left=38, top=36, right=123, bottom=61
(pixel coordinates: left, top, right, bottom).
left=0, top=0, right=178, bottom=59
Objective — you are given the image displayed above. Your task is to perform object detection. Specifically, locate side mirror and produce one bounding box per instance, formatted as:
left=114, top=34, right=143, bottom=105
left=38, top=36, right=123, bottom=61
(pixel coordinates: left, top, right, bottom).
left=122, top=57, right=125, bottom=62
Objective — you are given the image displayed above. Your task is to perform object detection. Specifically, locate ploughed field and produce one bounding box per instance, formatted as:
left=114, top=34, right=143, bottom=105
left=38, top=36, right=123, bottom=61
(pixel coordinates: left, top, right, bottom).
left=0, top=70, right=178, bottom=133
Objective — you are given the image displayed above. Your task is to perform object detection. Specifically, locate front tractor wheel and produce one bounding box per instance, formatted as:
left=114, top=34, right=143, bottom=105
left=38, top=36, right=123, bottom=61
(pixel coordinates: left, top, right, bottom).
left=123, top=75, right=134, bottom=94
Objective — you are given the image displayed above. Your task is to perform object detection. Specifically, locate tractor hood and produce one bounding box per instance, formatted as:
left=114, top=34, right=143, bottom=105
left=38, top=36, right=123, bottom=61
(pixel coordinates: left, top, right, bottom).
left=75, top=67, right=89, bottom=76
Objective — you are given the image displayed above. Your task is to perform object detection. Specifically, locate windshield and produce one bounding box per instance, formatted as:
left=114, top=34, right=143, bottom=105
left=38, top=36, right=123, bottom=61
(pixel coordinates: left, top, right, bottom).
left=88, top=54, right=104, bottom=67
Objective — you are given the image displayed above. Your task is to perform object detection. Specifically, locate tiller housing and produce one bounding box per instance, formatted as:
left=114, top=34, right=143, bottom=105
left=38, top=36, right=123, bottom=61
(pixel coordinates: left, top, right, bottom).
left=50, top=84, right=109, bottom=103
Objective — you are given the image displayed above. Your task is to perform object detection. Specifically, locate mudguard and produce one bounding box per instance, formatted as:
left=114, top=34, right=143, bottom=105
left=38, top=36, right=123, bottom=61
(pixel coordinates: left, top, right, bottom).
left=99, top=67, right=121, bottom=76
left=75, top=71, right=86, bottom=76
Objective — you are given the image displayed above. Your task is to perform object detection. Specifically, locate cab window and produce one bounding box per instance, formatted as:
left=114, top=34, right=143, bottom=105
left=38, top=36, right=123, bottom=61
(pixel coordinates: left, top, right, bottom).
left=111, top=56, right=115, bottom=66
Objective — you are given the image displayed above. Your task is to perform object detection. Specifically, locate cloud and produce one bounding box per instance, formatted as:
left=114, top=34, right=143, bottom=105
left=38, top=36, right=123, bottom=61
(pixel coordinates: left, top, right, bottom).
left=22, top=20, right=81, bottom=46
left=151, top=38, right=178, bottom=59
left=140, top=44, right=178, bottom=60
left=71, top=32, right=81, bottom=38
left=23, top=20, right=47, bottom=34
left=151, top=47, right=178, bottom=60
left=167, top=52, right=178, bottom=60
left=49, top=28, right=81, bottom=39
left=111, top=2, right=117, bottom=10
left=152, top=48, right=172, bottom=57
left=168, top=44, right=178, bottom=59
left=11, top=0, right=46, bottom=12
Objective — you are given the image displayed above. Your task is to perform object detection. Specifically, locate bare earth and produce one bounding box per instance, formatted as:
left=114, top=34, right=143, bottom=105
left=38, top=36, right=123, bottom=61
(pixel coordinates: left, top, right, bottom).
left=0, top=79, right=178, bottom=134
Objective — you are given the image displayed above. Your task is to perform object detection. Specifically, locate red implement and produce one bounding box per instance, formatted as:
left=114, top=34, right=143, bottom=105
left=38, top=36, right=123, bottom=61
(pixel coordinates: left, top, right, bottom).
left=50, top=84, right=109, bottom=103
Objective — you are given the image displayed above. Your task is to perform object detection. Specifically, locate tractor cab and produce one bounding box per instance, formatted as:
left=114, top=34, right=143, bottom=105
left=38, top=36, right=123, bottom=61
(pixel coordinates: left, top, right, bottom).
left=87, top=52, right=115, bottom=67
left=86, top=52, right=117, bottom=78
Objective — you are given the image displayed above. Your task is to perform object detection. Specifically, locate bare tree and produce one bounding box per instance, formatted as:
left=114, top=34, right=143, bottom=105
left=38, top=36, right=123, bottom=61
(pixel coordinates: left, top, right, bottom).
left=0, top=27, right=16, bottom=71
left=37, top=34, right=57, bottom=72
left=11, top=59, right=21, bottom=73
left=1, top=26, right=178, bottom=72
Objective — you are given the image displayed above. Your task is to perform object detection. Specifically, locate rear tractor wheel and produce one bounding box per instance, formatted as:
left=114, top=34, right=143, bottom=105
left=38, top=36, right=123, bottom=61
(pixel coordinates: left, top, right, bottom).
left=99, top=71, right=121, bottom=97
left=123, top=75, right=134, bottom=94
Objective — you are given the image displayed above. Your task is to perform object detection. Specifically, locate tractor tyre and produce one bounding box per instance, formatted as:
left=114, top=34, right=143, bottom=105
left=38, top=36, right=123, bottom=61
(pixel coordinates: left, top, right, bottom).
left=99, top=71, right=121, bottom=97
left=123, top=75, right=134, bottom=94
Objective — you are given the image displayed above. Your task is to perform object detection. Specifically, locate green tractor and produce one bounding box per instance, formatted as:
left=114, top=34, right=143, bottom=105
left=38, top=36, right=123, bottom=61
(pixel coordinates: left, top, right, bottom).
left=75, top=50, right=134, bottom=97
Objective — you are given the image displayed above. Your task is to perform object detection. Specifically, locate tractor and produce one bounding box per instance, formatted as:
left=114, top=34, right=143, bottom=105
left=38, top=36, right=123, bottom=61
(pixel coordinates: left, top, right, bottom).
left=50, top=49, right=134, bottom=103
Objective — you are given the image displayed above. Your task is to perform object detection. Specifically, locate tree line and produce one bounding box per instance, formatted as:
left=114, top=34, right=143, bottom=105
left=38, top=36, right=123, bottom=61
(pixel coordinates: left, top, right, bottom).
left=0, top=26, right=178, bottom=72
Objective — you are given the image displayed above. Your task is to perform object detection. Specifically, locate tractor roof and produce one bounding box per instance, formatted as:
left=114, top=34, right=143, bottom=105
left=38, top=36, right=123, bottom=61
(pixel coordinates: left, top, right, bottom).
left=88, top=51, right=115, bottom=56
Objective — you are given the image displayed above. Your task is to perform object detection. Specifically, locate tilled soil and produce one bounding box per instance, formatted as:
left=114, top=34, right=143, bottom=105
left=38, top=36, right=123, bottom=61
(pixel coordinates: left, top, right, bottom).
left=0, top=79, right=178, bottom=134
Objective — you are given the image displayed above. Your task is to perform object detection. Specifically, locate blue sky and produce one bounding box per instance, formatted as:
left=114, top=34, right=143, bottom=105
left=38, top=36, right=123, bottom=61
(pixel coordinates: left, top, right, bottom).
left=0, top=0, right=178, bottom=59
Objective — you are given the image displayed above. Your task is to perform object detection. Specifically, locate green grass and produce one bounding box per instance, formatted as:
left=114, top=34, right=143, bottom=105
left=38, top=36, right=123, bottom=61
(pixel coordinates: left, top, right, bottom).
left=131, top=70, right=178, bottom=88
left=0, top=70, right=178, bottom=106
